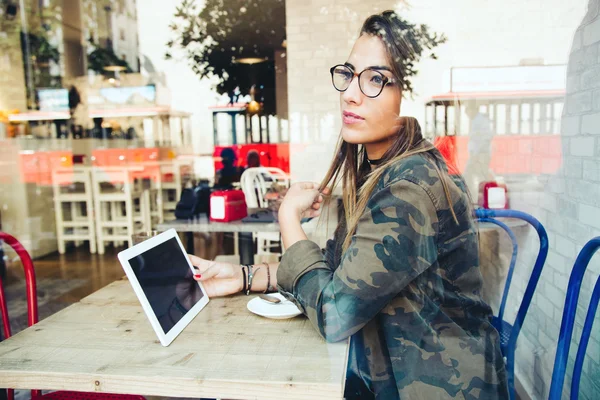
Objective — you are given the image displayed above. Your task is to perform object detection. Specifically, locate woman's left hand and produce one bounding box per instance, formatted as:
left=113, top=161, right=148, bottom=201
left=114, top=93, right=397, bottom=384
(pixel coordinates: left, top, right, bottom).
left=279, top=182, right=329, bottom=221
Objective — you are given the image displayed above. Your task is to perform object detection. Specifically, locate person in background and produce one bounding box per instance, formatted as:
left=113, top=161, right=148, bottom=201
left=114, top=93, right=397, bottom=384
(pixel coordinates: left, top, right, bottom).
left=245, top=149, right=261, bottom=169
left=190, top=11, right=507, bottom=399
left=214, top=147, right=243, bottom=188
left=90, top=118, right=107, bottom=139
left=125, top=126, right=137, bottom=140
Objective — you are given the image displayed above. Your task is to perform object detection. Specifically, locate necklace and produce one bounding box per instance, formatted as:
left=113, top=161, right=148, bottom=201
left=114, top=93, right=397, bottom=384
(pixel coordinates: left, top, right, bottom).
left=367, top=157, right=384, bottom=165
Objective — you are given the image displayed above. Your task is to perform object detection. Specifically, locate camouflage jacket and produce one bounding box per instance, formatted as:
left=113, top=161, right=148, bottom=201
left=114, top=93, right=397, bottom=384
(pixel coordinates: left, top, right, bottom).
left=277, top=152, right=508, bottom=399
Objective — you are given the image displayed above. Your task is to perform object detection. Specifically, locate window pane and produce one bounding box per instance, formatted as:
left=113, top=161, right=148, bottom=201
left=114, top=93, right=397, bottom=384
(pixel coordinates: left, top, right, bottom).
left=511, top=104, right=520, bottom=134
left=553, top=102, right=564, bottom=134
left=496, top=104, right=506, bottom=135
left=545, top=103, right=553, bottom=134
left=436, top=105, right=446, bottom=136
left=425, top=105, right=435, bottom=137
left=533, top=103, right=541, bottom=134
left=521, top=103, right=531, bottom=135
left=447, top=105, right=456, bottom=135
left=460, top=104, right=470, bottom=135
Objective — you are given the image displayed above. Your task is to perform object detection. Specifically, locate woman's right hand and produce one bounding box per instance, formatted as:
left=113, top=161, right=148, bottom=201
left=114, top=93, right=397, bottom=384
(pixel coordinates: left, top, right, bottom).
left=188, top=255, right=243, bottom=298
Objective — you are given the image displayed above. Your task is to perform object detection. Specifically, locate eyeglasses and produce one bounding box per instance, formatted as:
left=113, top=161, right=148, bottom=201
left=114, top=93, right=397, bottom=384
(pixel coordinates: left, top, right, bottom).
left=330, top=64, right=395, bottom=98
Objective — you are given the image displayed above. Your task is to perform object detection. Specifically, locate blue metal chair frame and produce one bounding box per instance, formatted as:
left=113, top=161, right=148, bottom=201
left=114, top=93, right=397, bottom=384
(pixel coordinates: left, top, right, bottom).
left=475, top=209, right=549, bottom=398
left=549, top=237, right=600, bottom=400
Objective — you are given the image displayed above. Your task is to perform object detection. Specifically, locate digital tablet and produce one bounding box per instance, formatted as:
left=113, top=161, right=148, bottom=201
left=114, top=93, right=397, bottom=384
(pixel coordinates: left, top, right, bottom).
left=117, top=229, right=209, bottom=346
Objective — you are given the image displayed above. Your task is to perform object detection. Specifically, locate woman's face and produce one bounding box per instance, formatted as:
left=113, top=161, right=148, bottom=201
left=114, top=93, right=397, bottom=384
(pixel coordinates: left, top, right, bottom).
left=339, top=34, right=402, bottom=156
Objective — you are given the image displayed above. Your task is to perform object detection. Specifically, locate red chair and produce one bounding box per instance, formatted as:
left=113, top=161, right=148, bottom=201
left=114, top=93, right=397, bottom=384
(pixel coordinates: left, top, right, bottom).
left=0, top=232, right=145, bottom=400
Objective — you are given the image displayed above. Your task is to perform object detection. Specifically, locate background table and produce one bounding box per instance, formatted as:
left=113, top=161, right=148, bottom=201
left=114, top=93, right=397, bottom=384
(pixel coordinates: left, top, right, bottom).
left=158, top=213, right=523, bottom=265
left=157, top=214, right=283, bottom=265
left=0, top=279, right=349, bottom=399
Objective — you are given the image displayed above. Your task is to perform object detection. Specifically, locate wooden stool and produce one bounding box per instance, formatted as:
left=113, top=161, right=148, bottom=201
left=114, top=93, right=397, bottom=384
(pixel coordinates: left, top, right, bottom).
left=133, top=163, right=164, bottom=228
left=91, top=167, right=150, bottom=254
left=160, top=160, right=193, bottom=219
left=52, top=167, right=96, bottom=254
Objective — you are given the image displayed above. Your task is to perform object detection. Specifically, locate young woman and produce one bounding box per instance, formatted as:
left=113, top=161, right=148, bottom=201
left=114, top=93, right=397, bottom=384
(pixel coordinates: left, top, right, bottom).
left=190, top=11, right=508, bottom=400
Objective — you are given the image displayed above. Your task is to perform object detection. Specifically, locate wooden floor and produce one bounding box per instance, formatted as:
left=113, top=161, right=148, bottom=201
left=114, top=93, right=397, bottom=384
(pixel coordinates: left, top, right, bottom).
left=1, top=228, right=266, bottom=337
left=2, top=230, right=244, bottom=324
left=2, top=243, right=128, bottom=335
left=35, top=245, right=125, bottom=298
left=4, top=243, right=216, bottom=399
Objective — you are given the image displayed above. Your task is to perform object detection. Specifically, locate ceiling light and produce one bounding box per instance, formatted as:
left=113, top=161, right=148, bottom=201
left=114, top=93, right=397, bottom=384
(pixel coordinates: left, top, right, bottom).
left=233, top=57, right=268, bottom=65
left=103, top=65, right=127, bottom=72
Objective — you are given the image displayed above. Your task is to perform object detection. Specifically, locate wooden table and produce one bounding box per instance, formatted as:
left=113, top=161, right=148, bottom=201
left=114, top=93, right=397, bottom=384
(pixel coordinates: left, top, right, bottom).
left=157, top=214, right=281, bottom=234
left=0, top=280, right=349, bottom=399
left=157, top=214, right=284, bottom=265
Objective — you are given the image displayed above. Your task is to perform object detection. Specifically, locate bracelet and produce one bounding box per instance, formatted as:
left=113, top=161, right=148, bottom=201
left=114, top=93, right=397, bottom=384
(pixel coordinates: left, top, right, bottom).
left=243, top=264, right=253, bottom=295
left=263, top=262, right=271, bottom=293
left=241, top=265, right=247, bottom=294
left=245, top=264, right=261, bottom=295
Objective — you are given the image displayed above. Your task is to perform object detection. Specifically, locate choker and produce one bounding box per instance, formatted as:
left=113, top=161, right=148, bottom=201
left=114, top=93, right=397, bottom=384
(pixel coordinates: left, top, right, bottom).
left=367, top=158, right=384, bottom=165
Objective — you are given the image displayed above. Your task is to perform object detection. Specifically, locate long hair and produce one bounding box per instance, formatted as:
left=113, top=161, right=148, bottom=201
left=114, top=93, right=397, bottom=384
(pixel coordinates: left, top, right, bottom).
left=320, top=11, right=460, bottom=252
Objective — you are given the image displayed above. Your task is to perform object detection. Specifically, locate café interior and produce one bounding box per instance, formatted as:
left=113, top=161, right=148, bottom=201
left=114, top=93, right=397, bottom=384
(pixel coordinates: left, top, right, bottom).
left=0, top=1, right=598, bottom=399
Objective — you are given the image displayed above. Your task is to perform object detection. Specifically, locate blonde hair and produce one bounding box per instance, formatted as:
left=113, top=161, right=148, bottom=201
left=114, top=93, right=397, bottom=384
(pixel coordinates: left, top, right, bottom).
left=320, top=117, right=459, bottom=252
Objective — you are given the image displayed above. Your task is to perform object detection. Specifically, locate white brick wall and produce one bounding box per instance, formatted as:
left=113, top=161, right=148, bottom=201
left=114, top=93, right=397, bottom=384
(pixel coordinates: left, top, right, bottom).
left=582, top=112, right=600, bottom=133
left=570, top=136, right=596, bottom=156
left=509, top=1, right=600, bottom=398
left=579, top=203, right=600, bottom=226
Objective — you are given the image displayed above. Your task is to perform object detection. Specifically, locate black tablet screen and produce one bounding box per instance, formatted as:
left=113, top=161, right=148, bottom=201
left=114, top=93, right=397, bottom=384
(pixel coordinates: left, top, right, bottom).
left=128, top=237, right=205, bottom=334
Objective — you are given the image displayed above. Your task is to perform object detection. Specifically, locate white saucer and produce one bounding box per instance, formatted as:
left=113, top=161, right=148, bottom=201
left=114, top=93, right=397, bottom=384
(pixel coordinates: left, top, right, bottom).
left=246, top=293, right=303, bottom=319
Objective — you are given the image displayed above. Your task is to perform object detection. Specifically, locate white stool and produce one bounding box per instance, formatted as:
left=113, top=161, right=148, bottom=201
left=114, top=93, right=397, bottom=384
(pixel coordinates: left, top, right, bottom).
left=160, top=160, right=193, bottom=219
left=91, top=167, right=150, bottom=254
left=52, top=167, right=96, bottom=254
left=134, top=163, right=164, bottom=228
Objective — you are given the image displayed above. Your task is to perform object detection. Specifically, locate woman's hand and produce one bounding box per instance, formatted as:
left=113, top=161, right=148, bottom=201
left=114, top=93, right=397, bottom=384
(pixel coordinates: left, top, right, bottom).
left=279, top=182, right=329, bottom=221
left=188, top=255, right=243, bottom=298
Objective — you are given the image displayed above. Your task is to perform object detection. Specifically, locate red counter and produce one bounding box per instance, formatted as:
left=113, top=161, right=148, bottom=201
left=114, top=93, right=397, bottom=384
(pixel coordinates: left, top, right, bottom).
left=213, top=143, right=290, bottom=173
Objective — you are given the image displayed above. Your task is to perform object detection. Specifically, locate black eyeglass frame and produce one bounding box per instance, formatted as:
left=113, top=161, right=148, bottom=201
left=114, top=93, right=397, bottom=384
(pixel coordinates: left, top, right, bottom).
left=329, top=64, right=395, bottom=98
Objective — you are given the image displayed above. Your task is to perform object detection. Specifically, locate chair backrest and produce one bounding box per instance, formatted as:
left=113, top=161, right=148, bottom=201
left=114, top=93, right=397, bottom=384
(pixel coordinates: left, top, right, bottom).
left=0, top=232, right=39, bottom=400
left=260, top=167, right=290, bottom=187
left=52, top=167, right=93, bottom=205
left=52, top=166, right=92, bottom=187
left=159, top=161, right=177, bottom=181
left=549, top=237, right=600, bottom=400
left=91, top=166, right=134, bottom=196
left=240, top=167, right=281, bottom=208
left=0, top=232, right=38, bottom=339
left=474, top=208, right=549, bottom=393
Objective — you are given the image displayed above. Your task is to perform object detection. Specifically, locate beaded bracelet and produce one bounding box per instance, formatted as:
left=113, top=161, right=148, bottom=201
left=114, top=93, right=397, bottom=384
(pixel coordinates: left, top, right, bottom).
left=263, top=262, right=272, bottom=293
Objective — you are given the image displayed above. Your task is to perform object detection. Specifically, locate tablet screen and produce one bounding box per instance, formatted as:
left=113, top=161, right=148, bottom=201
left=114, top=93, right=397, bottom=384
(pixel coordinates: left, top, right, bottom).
left=127, top=237, right=205, bottom=334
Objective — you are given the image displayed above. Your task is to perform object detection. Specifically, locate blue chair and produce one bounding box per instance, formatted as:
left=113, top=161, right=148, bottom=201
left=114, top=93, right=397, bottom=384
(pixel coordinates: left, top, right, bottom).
left=475, top=209, right=549, bottom=398
left=549, top=237, right=600, bottom=400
